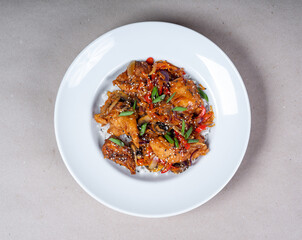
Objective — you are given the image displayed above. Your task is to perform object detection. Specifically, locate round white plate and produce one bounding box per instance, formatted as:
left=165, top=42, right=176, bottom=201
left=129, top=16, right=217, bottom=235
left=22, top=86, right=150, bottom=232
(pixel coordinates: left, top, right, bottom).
left=55, top=22, right=251, bottom=218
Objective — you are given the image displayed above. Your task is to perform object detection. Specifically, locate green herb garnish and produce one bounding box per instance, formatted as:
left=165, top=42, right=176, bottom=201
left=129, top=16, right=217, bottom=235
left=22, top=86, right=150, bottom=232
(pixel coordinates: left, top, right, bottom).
left=132, top=100, right=137, bottom=110
left=187, top=139, right=199, bottom=143
left=174, top=137, right=179, bottom=148
left=109, top=138, right=124, bottom=146
left=119, top=111, right=134, bottom=116
left=151, top=86, right=158, bottom=100
left=164, top=133, right=174, bottom=144
left=181, top=120, right=186, bottom=136
left=198, top=88, right=209, bottom=102
left=152, top=94, right=165, bottom=103
left=172, top=107, right=187, bottom=112
left=184, top=126, right=193, bottom=139
left=166, top=92, right=176, bottom=103
left=140, top=122, right=148, bottom=136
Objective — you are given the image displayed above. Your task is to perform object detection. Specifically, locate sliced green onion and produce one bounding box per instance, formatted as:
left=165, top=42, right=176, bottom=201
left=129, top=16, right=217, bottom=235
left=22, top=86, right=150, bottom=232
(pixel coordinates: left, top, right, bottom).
left=132, top=100, right=137, bottom=110
left=152, top=94, right=165, bottom=103
left=174, top=137, right=179, bottom=148
left=184, top=126, right=193, bottom=139
left=181, top=120, right=186, bottom=136
left=140, top=122, right=148, bottom=136
left=172, top=107, right=187, bottom=112
left=166, top=92, right=176, bottom=103
left=198, top=88, right=209, bottom=102
left=119, top=111, right=134, bottom=116
left=151, top=86, right=158, bottom=100
left=109, top=138, right=124, bottom=146
left=187, top=139, right=199, bottom=143
left=164, top=134, right=174, bottom=144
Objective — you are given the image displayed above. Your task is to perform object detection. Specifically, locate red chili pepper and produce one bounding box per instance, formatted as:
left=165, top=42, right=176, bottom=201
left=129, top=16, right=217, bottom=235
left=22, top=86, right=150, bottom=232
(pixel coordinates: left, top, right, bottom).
left=144, top=93, right=152, bottom=104
left=184, top=142, right=190, bottom=150
left=161, top=163, right=172, bottom=173
left=159, top=159, right=166, bottom=165
left=198, top=105, right=206, bottom=118
left=174, top=132, right=190, bottom=150
left=146, top=57, right=154, bottom=65
left=195, top=124, right=207, bottom=133
left=159, top=85, right=163, bottom=95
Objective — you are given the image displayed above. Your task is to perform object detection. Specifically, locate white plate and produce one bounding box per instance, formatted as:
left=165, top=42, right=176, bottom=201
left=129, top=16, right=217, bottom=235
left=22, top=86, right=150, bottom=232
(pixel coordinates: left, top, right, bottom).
left=55, top=22, right=251, bottom=218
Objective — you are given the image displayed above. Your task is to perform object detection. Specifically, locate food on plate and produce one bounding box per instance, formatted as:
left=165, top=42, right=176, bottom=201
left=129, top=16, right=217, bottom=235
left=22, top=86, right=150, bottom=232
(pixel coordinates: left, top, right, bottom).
left=94, top=58, right=214, bottom=174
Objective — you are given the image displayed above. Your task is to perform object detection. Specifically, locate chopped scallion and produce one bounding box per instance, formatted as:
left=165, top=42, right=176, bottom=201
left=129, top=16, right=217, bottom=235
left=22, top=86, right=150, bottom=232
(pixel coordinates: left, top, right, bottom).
left=140, top=122, right=148, bottom=136
left=198, top=88, right=209, bottom=102
left=132, top=100, right=137, bottom=110
left=109, top=138, right=124, bottom=146
left=174, top=137, right=179, bottom=148
left=164, top=134, right=174, bottom=144
left=152, top=94, right=165, bottom=103
left=181, top=120, right=186, bottom=136
left=119, top=111, right=134, bottom=116
left=151, top=86, right=158, bottom=100
left=166, top=92, right=176, bottom=103
left=184, top=126, right=193, bottom=139
left=172, top=107, right=187, bottom=112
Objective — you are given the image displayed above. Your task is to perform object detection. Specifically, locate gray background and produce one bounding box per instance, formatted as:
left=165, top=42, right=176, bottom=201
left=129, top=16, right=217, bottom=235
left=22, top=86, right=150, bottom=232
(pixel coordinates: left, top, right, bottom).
left=1, top=1, right=301, bottom=239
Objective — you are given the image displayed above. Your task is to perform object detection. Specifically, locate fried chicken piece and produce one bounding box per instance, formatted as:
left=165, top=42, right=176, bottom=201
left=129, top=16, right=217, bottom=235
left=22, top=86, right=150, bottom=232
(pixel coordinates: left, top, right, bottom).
left=170, top=77, right=203, bottom=113
left=94, top=90, right=129, bottom=125
left=113, top=61, right=151, bottom=94
left=149, top=136, right=183, bottom=163
left=102, top=137, right=136, bottom=174
left=149, top=135, right=208, bottom=164
left=94, top=91, right=140, bottom=148
left=107, top=111, right=140, bottom=148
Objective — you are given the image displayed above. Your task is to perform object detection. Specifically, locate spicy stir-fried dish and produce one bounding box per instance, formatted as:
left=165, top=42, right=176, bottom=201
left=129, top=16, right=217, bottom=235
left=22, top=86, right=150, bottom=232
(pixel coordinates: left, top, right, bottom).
left=94, top=58, right=214, bottom=174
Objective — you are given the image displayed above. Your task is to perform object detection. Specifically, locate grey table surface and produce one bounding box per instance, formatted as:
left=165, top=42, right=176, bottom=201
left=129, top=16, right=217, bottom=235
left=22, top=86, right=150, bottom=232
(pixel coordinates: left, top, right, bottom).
left=1, top=1, right=301, bottom=239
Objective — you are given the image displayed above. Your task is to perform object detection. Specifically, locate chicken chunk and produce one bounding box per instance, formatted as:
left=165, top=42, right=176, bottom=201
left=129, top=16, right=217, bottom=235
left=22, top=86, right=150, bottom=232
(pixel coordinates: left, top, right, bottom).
left=94, top=90, right=129, bottom=125
left=102, top=137, right=136, bottom=174
left=149, top=135, right=208, bottom=164
left=149, top=136, right=183, bottom=163
left=94, top=91, right=140, bottom=148
left=113, top=61, right=151, bottom=94
left=170, top=77, right=203, bottom=113
left=107, top=111, right=140, bottom=148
